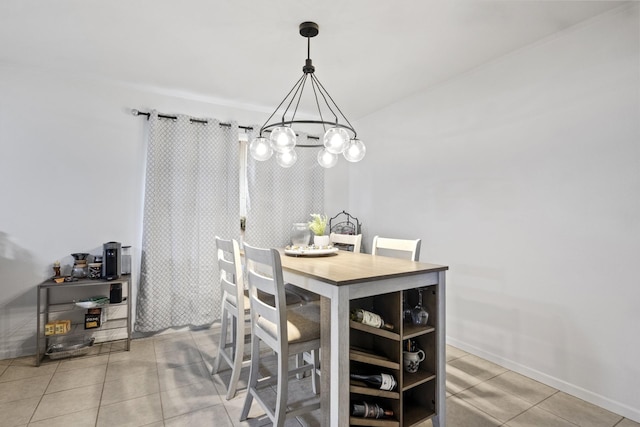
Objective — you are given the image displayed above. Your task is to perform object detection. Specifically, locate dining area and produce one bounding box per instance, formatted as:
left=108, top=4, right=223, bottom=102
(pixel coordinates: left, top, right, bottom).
left=209, top=223, right=448, bottom=427
left=2, top=3, right=638, bottom=426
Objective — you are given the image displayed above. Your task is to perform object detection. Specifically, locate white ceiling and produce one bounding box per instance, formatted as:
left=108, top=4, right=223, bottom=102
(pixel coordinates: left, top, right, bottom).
left=0, top=0, right=627, bottom=119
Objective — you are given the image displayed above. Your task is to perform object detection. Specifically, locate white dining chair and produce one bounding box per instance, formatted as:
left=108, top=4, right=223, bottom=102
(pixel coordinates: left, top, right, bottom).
left=211, top=237, right=251, bottom=400
left=372, top=235, right=421, bottom=261
left=241, top=243, right=321, bottom=427
left=330, top=232, right=362, bottom=253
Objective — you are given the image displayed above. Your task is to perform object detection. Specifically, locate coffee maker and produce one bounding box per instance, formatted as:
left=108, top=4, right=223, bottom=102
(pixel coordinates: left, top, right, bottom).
left=102, top=242, right=122, bottom=280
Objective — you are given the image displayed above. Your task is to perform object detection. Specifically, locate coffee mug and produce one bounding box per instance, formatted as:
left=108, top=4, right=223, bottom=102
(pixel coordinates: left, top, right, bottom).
left=403, top=349, right=425, bottom=373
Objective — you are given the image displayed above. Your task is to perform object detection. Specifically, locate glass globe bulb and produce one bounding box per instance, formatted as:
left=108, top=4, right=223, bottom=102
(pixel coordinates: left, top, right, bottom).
left=323, top=127, right=349, bottom=154
left=275, top=149, right=297, bottom=168
left=317, top=148, right=338, bottom=168
left=270, top=127, right=297, bottom=153
left=249, top=136, right=273, bottom=161
left=343, top=139, right=366, bottom=162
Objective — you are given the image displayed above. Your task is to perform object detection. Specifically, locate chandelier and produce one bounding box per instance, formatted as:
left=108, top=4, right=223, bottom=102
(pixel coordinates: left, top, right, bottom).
left=249, top=22, right=366, bottom=168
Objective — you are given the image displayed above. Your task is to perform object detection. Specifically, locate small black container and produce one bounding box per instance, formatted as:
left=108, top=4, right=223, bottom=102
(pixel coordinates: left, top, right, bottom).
left=110, top=284, right=123, bottom=304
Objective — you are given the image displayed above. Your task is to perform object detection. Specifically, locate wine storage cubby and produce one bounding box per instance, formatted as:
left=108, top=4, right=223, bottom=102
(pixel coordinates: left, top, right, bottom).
left=349, top=286, right=438, bottom=427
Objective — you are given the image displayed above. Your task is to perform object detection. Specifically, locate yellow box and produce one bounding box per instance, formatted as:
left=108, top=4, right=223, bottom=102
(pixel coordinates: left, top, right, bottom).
left=54, top=323, right=65, bottom=334
left=54, top=320, right=71, bottom=334
left=85, top=319, right=99, bottom=329
left=44, top=323, right=56, bottom=336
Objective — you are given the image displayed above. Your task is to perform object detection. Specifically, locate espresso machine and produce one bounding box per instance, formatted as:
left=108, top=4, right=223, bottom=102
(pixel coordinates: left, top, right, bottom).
left=102, top=242, right=122, bottom=280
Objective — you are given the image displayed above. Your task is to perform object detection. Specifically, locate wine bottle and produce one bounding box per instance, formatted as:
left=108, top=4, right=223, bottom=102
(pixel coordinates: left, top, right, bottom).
left=350, top=373, right=397, bottom=391
left=350, top=308, right=394, bottom=331
left=351, top=401, right=394, bottom=419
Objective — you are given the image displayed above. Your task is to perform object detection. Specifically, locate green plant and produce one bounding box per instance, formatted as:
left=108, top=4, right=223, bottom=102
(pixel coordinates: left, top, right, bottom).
left=308, top=213, right=328, bottom=236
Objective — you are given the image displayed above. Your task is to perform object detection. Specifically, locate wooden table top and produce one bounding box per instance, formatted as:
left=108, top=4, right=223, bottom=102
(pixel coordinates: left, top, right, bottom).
left=278, top=249, right=448, bottom=286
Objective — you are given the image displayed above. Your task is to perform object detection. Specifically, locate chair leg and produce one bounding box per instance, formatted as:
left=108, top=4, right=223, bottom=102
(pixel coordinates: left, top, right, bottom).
left=225, top=312, right=243, bottom=400
left=274, top=348, right=289, bottom=427
left=295, top=353, right=305, bottom=379
left=311, top=349, right=320, bottom=395
left=211, top=307, right=229, bottom=375
left=230, top=318, right=237, bottom=360
left=240, top=333, right=261, bottom=421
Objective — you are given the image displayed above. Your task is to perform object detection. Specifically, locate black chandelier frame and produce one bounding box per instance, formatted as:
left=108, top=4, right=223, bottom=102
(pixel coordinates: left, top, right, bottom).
left=258, top=22, right=358, bottom=143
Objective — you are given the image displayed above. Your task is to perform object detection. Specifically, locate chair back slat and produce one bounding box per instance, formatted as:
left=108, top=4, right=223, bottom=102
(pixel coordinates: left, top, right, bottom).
left=216, top=236, right=244, bottom=308
left=372, top=236, right=421, bottom=261
left=243, top=243, right=287, bottom=344
left=218, top=257, right=237, bottom=296
left=246, top=270, right=279, bottom=324
left=330, top=232, right=362, bottom=253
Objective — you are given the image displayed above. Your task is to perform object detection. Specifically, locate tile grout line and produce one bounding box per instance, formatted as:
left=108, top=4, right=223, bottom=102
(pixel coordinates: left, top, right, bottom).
left=446, top=359, right=507, bottom=397
left=448, top=393, right=504, bottom=425
left=452, top=372, right=529, bottom=426
left=27, top=357, right=60, bottom=426
left=152, top=338, right=168, bottom=425
left=530, top=391, right=586, bottom=427
left=94, top=351, right=110, bottom=427
left=449, top=363, right=562, bottom=427
left=498, top=391, right=559, bottom=427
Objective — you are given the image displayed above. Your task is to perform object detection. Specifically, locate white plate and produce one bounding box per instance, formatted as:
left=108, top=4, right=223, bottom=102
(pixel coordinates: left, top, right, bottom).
left=284, top=246, right=339, bottom=257
left=75, top=301, right=98, bottom=308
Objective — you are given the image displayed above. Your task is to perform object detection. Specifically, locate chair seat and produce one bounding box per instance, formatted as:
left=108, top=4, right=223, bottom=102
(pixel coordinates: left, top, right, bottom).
left=284, top=283, right=320, bottom=303
left=226, top=291, right=251, bottom=311
left=226, top=290, right=302, bottom=307
left=257, top=303, right=320, bottom=344
left=258, top=288, right=303, bottom=306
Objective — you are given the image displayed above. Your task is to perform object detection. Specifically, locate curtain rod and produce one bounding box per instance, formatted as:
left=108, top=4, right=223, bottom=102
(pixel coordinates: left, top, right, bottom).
left=131, top=109, right=321, bottom=142
left=131, top=109, right=253, bottom=130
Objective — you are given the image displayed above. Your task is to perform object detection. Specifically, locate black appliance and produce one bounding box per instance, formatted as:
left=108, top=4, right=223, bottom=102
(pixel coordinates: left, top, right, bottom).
left=110, top=283, right=123, bottom=303
left=102, top=242, right=121, bottom=280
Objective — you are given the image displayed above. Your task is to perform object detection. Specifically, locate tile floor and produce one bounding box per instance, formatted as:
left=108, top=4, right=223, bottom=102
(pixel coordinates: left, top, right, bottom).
left=0, top=327, right=637, bottom=427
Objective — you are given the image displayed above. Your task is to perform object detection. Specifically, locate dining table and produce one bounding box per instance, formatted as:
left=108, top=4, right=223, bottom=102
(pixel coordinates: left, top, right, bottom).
left=279, top=249, right=448, bottom=427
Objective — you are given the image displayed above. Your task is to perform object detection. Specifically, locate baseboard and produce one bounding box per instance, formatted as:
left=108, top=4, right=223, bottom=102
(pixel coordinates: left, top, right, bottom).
left=446, top=337, right=640, bottom=423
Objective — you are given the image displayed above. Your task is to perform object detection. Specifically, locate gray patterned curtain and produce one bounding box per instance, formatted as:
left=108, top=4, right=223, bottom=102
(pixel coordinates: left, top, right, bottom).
left=244, top=129, right=324, bottom=248
left=135, top=111, right=239, bottom=332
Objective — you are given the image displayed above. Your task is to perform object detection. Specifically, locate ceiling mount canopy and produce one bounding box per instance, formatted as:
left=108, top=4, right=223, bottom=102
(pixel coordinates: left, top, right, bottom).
left=249, top=21, right=366, bottom=168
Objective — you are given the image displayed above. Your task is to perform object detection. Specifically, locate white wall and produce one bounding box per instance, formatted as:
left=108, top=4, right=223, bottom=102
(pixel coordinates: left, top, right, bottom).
left=347, top=4, right=639, bottom=421
left=0, top=66, right=268, bottom=359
